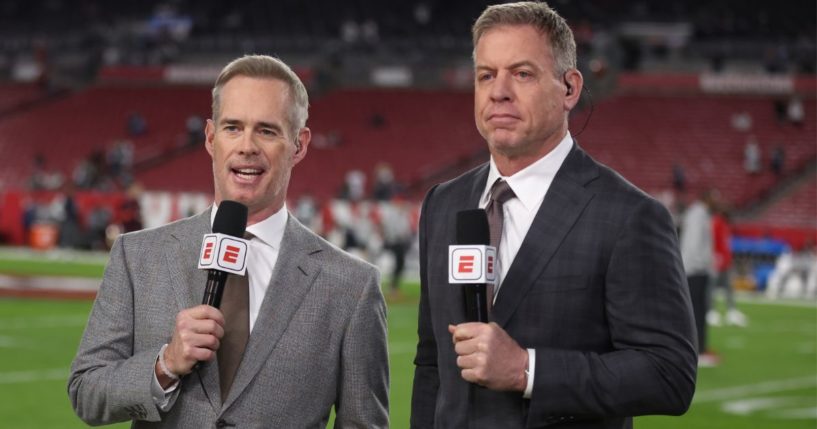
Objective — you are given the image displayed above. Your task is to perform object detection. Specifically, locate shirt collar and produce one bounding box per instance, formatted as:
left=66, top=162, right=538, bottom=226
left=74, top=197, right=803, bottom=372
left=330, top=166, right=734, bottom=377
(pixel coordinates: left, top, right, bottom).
left=210, top=203, right=289, bottom=249
left=482, top=131, right=573, bottom=212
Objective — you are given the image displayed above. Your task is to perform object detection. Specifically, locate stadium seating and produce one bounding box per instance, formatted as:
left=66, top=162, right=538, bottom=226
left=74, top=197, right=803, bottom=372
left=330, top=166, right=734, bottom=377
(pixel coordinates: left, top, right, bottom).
left=0, top=83, right=49, bottom=113
left=575, top=94, right=816, bottom=206
left=129, top=88, right=484, bottom=200
left=754, top=173, right=817, bottom=229
left=0, top=85, right=211, bottom=190
left=0, top=84, right=814, bottom=212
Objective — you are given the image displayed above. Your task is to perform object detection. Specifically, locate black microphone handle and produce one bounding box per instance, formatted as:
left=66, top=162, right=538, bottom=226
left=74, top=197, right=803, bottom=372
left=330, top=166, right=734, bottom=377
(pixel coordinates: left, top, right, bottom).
left=202, top=270, right=229, bottom=308
left=193, top=269, right=229, bottom=372
left=462, top=283, right=493, bottom=323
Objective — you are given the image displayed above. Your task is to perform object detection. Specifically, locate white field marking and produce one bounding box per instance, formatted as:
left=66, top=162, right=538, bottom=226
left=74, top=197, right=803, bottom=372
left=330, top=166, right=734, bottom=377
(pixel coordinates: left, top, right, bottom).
left=723, top=337, right=747, bottom=349
left=0, top=314, right=88, bottom=330
left=0, top=335, right=25, bottom=348
left=735, top=295, right=817, bottom=309
left=0, top=335, right=40, bottom=348
left=694, top=376, right=817, bottom=403
left=0, top=246, right=109, bottom=264
left=796, top=342, right=816, bottom=354
left=738, top=322, right=817, bottom=335
left=721, top=396, right=812, bottom=416
left=0, top=368, right=68, bottom=384
left=0, top=274, right=100, bottom=291
left=771, top=407, right=817, bottom=419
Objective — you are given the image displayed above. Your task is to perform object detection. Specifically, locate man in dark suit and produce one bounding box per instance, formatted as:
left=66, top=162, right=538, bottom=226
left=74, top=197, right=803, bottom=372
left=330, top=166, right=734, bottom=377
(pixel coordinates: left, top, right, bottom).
left=69, top=55, right=389, bottom=428
left=410, top=3, right=697, bottom=428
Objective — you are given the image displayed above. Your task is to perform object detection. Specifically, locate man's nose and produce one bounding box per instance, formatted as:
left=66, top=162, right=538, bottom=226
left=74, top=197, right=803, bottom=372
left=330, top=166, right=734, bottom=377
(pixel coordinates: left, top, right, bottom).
left=490, top=72, right=513, bottom=102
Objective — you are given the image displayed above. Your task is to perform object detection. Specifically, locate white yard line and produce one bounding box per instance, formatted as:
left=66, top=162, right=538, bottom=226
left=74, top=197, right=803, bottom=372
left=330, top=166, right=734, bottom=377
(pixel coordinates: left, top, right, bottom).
left=0, top=368, right=68, bottom=384
left=735, top=294, right=817, bottom=308
left=694, top=376, right=817, bottom=403
left=0, top=314, right=88, bottom=330
left=0, top=275, right=100, bottom=292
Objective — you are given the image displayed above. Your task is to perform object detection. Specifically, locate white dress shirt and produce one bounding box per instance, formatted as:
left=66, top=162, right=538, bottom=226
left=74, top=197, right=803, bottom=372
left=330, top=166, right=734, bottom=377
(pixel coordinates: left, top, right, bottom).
left=152, top=205, right=288, bottom=409
left=478, top=131, right=573, bottom=399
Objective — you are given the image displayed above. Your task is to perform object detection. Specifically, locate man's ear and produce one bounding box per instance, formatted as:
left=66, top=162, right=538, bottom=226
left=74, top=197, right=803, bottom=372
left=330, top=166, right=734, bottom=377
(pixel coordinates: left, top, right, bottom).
left=563, top=69, right=583, bottom=110
left=204, top=119, right=216, bottom=157
left=293, top=127, right=311, bottom=164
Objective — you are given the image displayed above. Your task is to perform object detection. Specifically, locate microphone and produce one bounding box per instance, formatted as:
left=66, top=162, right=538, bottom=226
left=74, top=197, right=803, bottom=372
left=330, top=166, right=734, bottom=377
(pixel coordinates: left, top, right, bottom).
left=449, top=209, right=497, bottom=322
left=199, top=200, right=249, bottom=308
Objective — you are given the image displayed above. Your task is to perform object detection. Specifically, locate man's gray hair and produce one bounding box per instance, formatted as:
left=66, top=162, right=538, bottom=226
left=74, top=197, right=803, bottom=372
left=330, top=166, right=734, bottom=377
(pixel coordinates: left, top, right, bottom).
left=472, top=1, right=577, bottom=77
left=211, top=54, right=309, bottom=137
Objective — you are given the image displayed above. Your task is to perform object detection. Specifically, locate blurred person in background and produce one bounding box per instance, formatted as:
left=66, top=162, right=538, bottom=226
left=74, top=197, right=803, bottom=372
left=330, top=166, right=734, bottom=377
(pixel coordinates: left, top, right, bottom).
left=707, top=199, right=748, bottom=327
left=680, top=189, right=719, bottom=366
left=126, top=111, right=147, bottom=137
left=69, top=54, right=388, bottom=428
left=743, top=135, right=761, bottom=175
left=767, top=239, right=817, bottom=300
left=372, top=162, right=400, bottom=201
left=378, top=195, right=414, bottom=301
left=411, top=2, right=697, bottom=428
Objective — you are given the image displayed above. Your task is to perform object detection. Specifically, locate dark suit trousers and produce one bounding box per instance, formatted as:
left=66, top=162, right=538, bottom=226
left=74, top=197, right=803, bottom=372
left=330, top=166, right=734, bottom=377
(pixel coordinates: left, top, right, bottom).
left=687, top=274, right=710, bottom=353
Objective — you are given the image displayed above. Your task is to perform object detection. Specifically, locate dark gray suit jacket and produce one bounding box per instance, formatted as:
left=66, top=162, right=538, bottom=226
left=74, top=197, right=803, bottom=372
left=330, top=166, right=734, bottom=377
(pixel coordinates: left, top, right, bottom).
left=411, top=143, right=697, bottom=428
left=69, top=209, right=389, bottom=428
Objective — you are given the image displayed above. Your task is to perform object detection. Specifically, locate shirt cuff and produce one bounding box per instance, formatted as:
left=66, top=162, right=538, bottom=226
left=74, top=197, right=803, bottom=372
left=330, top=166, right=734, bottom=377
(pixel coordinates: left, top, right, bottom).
left=151, top=353, right=181, bottom=411
left=523, top=348, right=535, bottom=399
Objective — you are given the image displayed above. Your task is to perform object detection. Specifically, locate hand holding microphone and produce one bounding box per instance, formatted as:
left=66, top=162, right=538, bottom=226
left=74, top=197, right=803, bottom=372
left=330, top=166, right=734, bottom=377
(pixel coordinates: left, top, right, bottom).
left=156, top=201, right=249, bottom=386
left=448, top=322, right=528, bottom=392
left=159, top=305, right=225, bottom=383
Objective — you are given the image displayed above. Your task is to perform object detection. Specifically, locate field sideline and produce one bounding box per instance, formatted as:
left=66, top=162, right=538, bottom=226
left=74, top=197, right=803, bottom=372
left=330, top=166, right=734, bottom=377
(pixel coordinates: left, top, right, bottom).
left=0, top=251, right=814, bottom=428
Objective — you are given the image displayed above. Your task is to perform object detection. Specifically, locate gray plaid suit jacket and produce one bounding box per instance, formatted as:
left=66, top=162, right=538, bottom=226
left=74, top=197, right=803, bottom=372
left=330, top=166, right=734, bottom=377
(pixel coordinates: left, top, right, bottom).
left=411, top=143, right=697, bottom=428
left=69, top=208, right=388, bottom=428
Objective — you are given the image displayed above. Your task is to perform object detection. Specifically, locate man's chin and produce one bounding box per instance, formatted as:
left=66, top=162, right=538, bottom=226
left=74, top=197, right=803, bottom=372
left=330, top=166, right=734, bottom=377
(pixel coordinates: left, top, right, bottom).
left=488, top=137, right=523, bottom=156
left=221, top=191, right=255, bottom=206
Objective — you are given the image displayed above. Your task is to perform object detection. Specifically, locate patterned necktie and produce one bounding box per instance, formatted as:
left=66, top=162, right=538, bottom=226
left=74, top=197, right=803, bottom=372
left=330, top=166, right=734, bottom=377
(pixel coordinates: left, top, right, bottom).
left=217, top=234, right=251, bottom=402
left=485, top=179, right=516, bottom=251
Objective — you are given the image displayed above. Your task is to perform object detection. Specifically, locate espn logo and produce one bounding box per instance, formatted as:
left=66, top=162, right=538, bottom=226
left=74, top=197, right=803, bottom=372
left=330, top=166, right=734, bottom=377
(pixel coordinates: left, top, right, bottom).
left=448, top=245, right=497, bottom=284
left=197, top=233, right=249, bottom=275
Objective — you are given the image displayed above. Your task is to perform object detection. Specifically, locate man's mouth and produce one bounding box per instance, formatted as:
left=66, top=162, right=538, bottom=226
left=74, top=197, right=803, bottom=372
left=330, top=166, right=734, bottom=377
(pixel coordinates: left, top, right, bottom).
left=231, top=167, right=264, bottom=181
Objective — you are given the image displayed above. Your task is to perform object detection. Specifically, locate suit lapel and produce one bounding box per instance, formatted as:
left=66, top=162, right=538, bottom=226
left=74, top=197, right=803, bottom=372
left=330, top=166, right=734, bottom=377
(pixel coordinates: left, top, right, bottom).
left=166, top=209, right=212, bottom=310
left=466, top=164, right=490, bottom=207
left=163, top=207, right=222, bottom=412
left=492, top=144, right=598, bottom=327
left=222, top=215, right=321, bottom=410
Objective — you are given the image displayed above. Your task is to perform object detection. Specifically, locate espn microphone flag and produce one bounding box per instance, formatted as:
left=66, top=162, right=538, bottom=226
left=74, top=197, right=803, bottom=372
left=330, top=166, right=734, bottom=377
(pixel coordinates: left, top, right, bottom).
left=198, top=233, right=249, bottom=275
left=448, top=245, right=497, bottom=284
left=452, top=209, right=495, bottom=323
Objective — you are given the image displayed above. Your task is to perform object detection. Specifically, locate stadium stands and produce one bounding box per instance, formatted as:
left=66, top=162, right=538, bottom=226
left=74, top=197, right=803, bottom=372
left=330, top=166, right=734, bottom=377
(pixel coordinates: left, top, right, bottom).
left=755, top=173, right=817, bottom=229
left=0, top=83, right=813, bottom=211
left=0, top=84, right=210, bottom=191
left=577, top=94, right=816, bottom=206
left=0, top=83, right=50, bottom=113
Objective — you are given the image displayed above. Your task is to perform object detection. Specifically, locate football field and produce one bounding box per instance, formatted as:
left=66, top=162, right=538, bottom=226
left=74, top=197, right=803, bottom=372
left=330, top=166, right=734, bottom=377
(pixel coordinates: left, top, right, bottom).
left=0, top=277, right=814, bottom=428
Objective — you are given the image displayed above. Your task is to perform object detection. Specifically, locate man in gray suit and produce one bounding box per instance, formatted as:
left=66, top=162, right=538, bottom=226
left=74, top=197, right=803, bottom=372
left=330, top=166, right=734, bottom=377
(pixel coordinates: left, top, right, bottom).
left=411, top=2, right=696, bottom=428
left=69, top=55, right=389, bottom=428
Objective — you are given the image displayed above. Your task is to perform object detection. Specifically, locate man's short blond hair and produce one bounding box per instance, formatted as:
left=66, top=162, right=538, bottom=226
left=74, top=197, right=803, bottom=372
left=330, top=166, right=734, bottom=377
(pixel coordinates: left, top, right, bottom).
left=211, top=55, right=309, bottom=137
left=472, top=1, right=577, bottom=77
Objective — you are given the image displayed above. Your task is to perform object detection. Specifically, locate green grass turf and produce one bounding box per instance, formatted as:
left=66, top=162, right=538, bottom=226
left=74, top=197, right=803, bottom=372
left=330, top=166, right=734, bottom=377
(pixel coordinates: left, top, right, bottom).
left=0, top=284, right=814, bottom=428
left=0, top=248, right=106, bottom=278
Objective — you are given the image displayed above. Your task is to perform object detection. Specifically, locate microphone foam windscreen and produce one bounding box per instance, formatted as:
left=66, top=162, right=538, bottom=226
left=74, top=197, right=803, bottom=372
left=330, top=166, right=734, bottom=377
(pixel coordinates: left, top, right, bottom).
left=456, top=209, right=490, bottom=245
left=212, top=200, right=249, bottom=237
